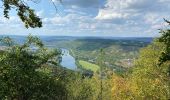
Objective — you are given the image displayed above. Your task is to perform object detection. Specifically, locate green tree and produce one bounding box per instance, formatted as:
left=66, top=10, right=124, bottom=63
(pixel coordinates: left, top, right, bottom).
left=111, top=41, right=170, bottom=99
left=130, top=41, right=169, bottom=99
left=158, top=20, right=170, bottom=75
left=1, top=0, right=61, bottom=28
left=1, top=0, right=42, bottom=28
left=0, top=35, right=67, bottom=99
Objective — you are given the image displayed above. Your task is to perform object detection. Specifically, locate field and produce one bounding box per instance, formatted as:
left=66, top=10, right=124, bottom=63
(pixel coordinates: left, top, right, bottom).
left=78, top=60, right=100, bottom=72
left=0, top=36, right=153, bottom=72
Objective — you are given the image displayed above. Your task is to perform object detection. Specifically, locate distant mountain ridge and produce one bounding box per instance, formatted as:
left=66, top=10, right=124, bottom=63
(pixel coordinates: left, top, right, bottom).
left=0, top=35, right=153, bottom=44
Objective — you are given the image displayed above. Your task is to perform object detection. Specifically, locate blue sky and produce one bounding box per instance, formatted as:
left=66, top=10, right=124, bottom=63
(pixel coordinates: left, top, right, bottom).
left=0, top=0, right=170, bottom=37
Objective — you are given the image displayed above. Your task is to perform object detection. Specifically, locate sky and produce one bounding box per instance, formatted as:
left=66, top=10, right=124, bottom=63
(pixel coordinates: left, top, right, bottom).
left=0, top=0, right=170, bottom=37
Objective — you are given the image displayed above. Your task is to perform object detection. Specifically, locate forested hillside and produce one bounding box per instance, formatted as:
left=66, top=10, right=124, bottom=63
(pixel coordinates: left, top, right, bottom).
left=0, top=35, right=169, bottom=99
left=0, top=0, right=170, bottom=100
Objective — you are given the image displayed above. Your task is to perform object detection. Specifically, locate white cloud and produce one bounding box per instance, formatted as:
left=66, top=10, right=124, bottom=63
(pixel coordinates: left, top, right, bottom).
left=95, top=0, right=170, bottom=20
left=1, top=0, right=170, bottom=37
left=0, top=16, right=19, bottom=24
left=95, top=10, right=129, bottom=20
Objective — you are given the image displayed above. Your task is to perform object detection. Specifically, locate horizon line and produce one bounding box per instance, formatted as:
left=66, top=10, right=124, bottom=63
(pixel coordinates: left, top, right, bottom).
left=0, top=34, right=157, bottom=38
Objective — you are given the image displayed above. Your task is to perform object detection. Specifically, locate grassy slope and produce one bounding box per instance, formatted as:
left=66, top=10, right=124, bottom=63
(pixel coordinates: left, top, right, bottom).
left=78, top=60, right=100, bottom=72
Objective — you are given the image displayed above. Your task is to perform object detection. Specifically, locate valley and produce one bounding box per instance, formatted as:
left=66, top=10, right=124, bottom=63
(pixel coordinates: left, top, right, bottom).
left=0, top=36, right=152, bottom=73
left=43, top=36, right=152, bottom=73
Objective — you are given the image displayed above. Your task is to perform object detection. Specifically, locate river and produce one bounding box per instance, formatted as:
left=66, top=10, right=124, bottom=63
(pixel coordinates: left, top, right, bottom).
left=60, top=49, right=77, bottom=70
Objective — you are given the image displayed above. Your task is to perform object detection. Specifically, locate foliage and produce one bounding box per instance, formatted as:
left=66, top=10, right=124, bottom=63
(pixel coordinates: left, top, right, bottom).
left=66, top=74, right=112, bottom=100
left=67, top=77, right=94, bottom=100
left=130, top=41, right=170, bottom=99
left=112, top=74, right=133, bottom=100
left=1, top=0, right=169, bottom=99
left=111, top=41, right=170, bottom=99
left=0, top=35, right=67, bottom=99
left=1, top=0, right=42, bottom=28
left=158, top=29, right=170, bottom=66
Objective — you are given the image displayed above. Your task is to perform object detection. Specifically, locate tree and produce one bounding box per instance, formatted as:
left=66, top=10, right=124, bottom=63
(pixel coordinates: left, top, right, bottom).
left=1, top=0, right=62, bottom=28
left=158, top=20, right=170, bottom=75
left=158, top=29, right=170, bottom=65
left=130, top=41, right=170, bottom=99
left=111, top=41, right=170, bottom=99
left=0, top=35, right=67, bottom=99
left=1, top=0, right=42, bottom=28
